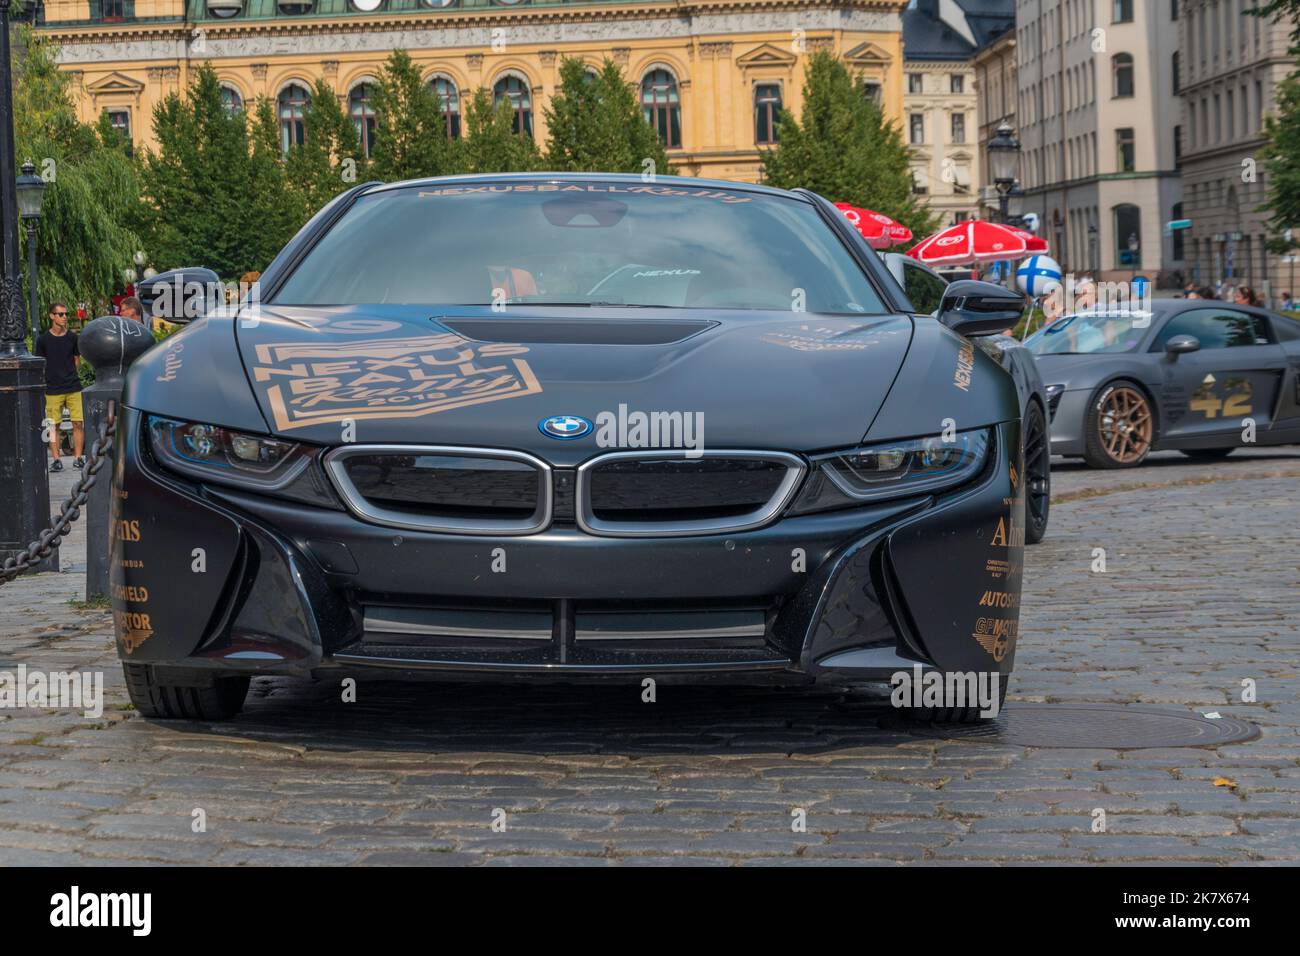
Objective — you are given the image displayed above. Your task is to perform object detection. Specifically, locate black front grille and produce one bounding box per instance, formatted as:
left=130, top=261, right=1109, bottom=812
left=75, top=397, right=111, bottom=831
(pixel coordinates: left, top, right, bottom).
left=588, top=457, right=789, bottom=522
left=343, top=454, right=539, bottom=520
left=324, top=446, right=550, bottom=535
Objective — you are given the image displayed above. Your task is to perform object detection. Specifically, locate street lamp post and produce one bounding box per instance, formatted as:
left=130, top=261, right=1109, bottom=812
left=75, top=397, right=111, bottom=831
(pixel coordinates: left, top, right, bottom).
left=987, top=120, right=1021, bottom=225
left=1088, top=223, right=1099, bottom=279
left=17, top=160, right=46, bottom=342
left=0, top=0, right=58, bottom=573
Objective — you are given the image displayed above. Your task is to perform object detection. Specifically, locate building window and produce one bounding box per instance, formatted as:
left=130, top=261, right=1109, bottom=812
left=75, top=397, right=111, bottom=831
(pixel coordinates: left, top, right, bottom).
left=349, top=84, right=376, bottom=157
left=912, top=168, right=929, bottom=195
left=277, top=0, right=314, bottom=12
left=220, top=85, right=243, bottom=115
left=908, top=73, right=923, bottom=94
left=1116, top=127, right=1135, bottom=172
left=950, top=112, right=966, bottom=143
left=863, top=82, right=882, bottom=105
left=278, top=83, right=310, bottom=151
left=1172, top=202, right=1185, bottom=261
left=430, top=75, right=460, bottom=139
left=1171, top=0, right=1179, bottom=18
left=104, top=109, right=130, bottom=150
left=1174, top=124, right=1182, bottom=162
left=1112, top=53, right=1134, bottom=98
left=1113, top=0, right=1133, bottom=23
left=950, top=74, right=964, bottom=94
left=1114, top=203, right=1141, bottom=268
left=640, top=69, right=681, bottom=148
left=754, top=84, right=781, bottom=145
left=1172, top=51, right=1180, bottom=94
left=493, top=73, right=533, bottom=137
left=101, top=0, right=128, bottom=19
left=909, top=113, right=925, bottom=144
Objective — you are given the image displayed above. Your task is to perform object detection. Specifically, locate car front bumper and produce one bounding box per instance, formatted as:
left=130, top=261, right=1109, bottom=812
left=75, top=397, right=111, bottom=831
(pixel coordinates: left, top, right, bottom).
left=110, top=407, right=1025, bottom=685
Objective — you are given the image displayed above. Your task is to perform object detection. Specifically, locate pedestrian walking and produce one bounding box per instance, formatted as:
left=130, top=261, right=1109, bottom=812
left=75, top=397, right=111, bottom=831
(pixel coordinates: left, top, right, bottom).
left=33, top=302, right=85, bottom=472
left=1233, top=286, right=1260, bottom=307
left=1280, top=291, right=1293, bottom=311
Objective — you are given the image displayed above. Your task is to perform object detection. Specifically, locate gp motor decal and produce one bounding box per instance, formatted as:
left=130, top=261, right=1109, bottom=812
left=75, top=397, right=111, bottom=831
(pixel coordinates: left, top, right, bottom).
left=248, top=333, right=543, bottom=431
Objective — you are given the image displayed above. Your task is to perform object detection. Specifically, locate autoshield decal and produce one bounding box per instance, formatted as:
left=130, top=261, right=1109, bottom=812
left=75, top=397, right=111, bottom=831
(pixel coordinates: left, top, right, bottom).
left=248, top=332, right=543, bottom=432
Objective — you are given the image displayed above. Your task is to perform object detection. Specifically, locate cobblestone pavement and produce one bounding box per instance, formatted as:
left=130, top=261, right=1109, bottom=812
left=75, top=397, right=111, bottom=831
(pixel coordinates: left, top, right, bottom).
left=1, top=448, right=1298, bottom=865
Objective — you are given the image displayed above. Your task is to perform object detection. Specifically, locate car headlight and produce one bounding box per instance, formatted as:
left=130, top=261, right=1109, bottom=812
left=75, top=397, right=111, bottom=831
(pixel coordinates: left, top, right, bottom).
left=787, top=428, right=992, bottom=514
left=147, top=416, right=309, bottom=487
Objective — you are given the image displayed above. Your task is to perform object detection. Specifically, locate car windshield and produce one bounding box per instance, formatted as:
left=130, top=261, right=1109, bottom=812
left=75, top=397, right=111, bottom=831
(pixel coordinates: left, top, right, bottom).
left=272, top=182, right=887, bottom=314
left=1025, top=310, right=1151, bottom=355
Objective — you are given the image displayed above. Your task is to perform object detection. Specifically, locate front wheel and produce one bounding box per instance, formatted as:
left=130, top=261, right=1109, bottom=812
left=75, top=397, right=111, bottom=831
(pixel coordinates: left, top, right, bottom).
left=123, top=663, right=249, bottom=721
left=1083, top=381, right=1153, bottom=469
left=1023, top=401, right=1051, bottom=544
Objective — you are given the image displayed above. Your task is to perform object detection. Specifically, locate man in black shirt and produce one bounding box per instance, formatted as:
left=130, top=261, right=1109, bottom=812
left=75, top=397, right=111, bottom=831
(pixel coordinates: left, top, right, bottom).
left=34, top=302, right=84, bottom=472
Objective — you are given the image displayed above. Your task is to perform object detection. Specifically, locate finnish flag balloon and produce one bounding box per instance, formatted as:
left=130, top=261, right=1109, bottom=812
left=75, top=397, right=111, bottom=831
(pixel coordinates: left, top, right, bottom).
left=1016, top=255, right=1063, bottom=298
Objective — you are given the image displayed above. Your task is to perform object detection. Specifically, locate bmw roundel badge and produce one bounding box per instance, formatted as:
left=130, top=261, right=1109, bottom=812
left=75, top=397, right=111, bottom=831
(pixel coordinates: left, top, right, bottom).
left=539, top=415, right=593, bottom=440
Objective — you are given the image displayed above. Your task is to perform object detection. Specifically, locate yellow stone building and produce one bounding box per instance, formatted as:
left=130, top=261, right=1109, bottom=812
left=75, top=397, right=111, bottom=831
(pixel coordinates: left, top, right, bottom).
left=37, top=0, right=908, bottom=184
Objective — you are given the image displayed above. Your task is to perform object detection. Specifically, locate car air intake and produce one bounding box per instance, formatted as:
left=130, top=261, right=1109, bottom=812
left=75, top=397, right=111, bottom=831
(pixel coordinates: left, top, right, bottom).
left=576, top=451, right=806, bottom=537
left=323, top=445, right=551, bottom=535
left=437, top=317, right=716, bottom=346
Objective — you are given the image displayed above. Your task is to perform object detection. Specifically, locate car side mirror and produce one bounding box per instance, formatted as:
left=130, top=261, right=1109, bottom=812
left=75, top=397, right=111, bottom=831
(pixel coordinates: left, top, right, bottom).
left=936, top=280, right=1026, bottom=337
left=137, top=267, right=223, bottom=326
left=1165, top=334, right=1201, bottom=355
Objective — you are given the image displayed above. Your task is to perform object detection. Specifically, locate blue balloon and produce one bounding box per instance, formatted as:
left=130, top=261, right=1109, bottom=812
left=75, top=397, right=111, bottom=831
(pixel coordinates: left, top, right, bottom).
left=1016, top=255, right=1064, bottom=298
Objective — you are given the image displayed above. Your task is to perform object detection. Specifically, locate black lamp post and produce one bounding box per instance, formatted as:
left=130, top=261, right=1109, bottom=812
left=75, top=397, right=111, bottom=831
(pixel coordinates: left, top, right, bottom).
left=1088, top=222, right=1099, bottom=278
left=17, top=160, right=45, bottom=341
left=987, top=120, right=1021, bottom=224
left=0, top=0, right=57, bottom=573
left=1006, top=183, right=1025, bottom=227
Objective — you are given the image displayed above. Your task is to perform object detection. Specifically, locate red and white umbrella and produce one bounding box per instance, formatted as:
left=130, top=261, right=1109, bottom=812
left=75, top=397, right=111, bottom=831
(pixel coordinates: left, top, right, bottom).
left=1005, top=226, right=1049, bottom=253
left=907, top=220, right=1033, bottom=265
left=834, top=203, right=914, bottom=250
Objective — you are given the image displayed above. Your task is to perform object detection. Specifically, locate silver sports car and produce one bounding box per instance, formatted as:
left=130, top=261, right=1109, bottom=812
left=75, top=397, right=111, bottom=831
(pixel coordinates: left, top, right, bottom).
left=1024, top=300, right=1300, bottom=467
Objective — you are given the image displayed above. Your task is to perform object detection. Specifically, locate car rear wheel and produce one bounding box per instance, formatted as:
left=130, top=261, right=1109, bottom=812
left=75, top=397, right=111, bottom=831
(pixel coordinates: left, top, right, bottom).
left=899, top=677, right=1008, bottom=724
left=122, top=663, right=249, bottom=721
left=1023, top=401, right=1050, bottom=544
left=1084, top=381, right=1153, bottom=469
left=1180, top=448, right=1235, bottom=460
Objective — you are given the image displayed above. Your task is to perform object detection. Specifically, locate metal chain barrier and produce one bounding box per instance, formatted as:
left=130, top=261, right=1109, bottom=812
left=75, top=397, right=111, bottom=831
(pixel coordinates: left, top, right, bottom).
left=0, top=400, right=117, bottom=586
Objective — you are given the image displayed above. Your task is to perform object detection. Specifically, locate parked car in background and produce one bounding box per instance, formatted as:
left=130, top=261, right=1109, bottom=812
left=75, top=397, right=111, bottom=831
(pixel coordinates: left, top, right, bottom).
left=1023, top=300, right=1300, bottom=468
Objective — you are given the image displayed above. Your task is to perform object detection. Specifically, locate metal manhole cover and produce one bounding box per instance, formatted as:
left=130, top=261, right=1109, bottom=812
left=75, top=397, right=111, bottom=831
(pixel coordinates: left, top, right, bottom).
left=887, top=704, right=1260, bottom=749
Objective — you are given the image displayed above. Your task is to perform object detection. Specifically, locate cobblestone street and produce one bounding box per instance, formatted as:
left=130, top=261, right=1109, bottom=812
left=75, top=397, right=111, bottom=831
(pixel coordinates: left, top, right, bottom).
left=2, top=449, right=1298, bottom=865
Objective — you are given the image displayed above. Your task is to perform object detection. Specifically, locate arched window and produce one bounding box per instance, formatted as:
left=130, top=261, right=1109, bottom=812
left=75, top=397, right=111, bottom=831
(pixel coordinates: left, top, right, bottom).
left=278, top=83, right=310, bottom=151
left=1114, top=203, right=1142, bottom=269
left=277, top=0, right=313, bottom=12
left=219, top=84, right=243, bottom=115
left=429, top=75, right=461, bottom=139
left=754, top=84, right=781, bottom=145
left=1112, top=53, right=1134, bottom=98
left=641, top=69, right=681, bottom=148
left=349, top=84, right=376, bottom=157
left=493, top=74, right=533, bottom=137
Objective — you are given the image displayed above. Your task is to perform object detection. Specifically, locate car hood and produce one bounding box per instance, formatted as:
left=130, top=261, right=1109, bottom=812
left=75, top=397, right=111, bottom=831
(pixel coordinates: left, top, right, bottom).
left=233, top=305, right=914, bottom=461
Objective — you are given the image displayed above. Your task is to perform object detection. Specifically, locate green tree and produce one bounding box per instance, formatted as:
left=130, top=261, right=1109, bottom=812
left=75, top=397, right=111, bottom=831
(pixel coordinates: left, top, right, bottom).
left=1252, top=2, right=1300, bottom=249
left=544, top=57, right=670, bottom=174
left=369, top=50, right=453, bottom=181
left=761, top=51, right=938, bottom=240
left=455, top=87, right=542, bottom=174
left=140, top=64, right=260, bottom=276
left=285, top=78, right=366, bottom=221
left=247, top=96, right=303, bottom=269
left=11, top=25, right=144, bottom=323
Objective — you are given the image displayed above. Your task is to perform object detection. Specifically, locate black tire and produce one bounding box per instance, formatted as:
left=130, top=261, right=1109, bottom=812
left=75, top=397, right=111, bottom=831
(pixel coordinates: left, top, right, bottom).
left=122, top=663, right=249, bottom=721
left=1180, top=448, right=1234, bottom=460
left=1023, top=401, right=1051, bottom=545
left=899, top=676, right=1009, bottom=724
left=1083, top=380, right=1154, bottom=469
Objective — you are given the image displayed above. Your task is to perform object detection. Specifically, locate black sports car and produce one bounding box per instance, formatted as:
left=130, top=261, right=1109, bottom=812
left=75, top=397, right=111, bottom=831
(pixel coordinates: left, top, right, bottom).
left=113, top=174, right=1031, bottom=722
left=1024, top=300, right=1300, bottom=467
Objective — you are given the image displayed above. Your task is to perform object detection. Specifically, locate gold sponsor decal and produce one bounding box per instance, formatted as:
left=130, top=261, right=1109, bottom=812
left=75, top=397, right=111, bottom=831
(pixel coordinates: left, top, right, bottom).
left=953, top=340, right=975, bottom=392
left=989, top=516, right=1025, bottom=549
left=115, top=611, right=154, bottom=654
left=973, top=617, right=1016, bottom=662
left=110, top=519, right=141, bottom=543
left=984, top=557, right=1015, bottom=579
left=112, top=584, right=149, bottom=603
left=112, top=558, right=145, bottom=570
left=249, top=333, right=543, bottom=431
left=978, top=589, right=1019, bottom=609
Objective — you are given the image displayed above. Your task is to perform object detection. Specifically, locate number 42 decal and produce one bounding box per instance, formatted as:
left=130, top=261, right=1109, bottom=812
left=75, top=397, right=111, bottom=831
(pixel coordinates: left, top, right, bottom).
left=1189, top=375, right=1253, bottom=418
